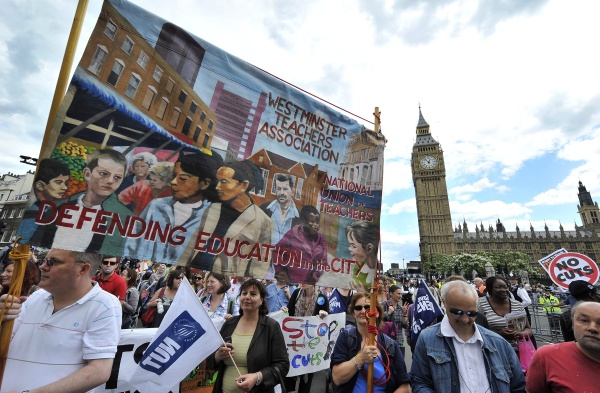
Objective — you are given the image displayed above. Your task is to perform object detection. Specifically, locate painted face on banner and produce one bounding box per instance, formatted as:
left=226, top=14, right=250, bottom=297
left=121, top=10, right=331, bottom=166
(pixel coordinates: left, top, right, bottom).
left=170, top=162, right=203, bottom=202
left=216, top=167, right=247, bottom=203
left=83, top=158, right=125, bottom=199
left=347, top=232, right=367, bottom=262
left=275, top=179, right=293, bottom=206
left=149, top=173, right=169, bottom=191
left=303, top=213, right=320, bottom=236
left=37, top=175, right=70, bottom=201
left=133, top=159, right=150, bottom=179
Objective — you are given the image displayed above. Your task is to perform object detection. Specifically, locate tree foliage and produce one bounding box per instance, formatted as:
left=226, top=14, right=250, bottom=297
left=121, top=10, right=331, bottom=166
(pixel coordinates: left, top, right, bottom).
left=422, top=251, right=538, bottom=277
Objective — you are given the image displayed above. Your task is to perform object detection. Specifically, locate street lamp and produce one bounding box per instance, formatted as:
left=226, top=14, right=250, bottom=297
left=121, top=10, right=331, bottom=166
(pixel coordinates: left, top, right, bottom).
left=19, top=155, right=38, bottom=166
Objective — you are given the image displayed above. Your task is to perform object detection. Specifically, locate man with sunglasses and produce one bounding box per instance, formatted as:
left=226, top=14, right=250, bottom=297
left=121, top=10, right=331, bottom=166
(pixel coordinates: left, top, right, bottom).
left=411, top=280, right=525, bottom=392
left=0, top=248, right=122, bottom=392
left=93, top=255, right=127, bottom=303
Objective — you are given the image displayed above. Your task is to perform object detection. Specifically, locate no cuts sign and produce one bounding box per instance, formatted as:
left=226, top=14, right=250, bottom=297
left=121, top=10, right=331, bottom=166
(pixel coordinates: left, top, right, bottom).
left=548, top=252, right=599, bottom=291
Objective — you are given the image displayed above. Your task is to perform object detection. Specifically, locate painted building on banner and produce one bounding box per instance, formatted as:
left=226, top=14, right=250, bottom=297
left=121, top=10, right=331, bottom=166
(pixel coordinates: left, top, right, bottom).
left=412, top=109, right=600, bottom=269
left=339, top=130, right=385, bottom=192
left=76, top=1, right=217, bottom=150
left=247, top=148, right=326, bottom=208
left=210, top=81, right=267, bottom=161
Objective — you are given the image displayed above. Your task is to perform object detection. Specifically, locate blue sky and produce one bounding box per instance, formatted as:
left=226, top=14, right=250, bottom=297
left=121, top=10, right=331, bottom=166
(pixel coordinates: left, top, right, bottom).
left=2, top=0, right=600, bottom=271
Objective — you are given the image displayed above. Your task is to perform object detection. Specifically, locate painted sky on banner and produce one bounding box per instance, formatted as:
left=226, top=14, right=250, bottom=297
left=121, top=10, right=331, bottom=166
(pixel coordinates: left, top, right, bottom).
left=15, top=0, right=384, bottom=288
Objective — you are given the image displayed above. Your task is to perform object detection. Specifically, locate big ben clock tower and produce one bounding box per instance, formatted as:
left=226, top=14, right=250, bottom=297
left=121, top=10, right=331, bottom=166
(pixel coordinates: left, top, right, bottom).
left=411, top=107, right=455, bottom=259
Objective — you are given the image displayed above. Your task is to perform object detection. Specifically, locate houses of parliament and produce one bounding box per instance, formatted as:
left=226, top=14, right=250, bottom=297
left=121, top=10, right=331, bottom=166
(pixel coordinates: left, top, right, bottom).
left=411, top=108, right=600, bottom=268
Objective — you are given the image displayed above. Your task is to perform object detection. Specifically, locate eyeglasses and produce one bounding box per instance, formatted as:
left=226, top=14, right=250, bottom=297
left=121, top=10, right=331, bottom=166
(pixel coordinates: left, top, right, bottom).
left=448, top=308, right=479, bottom=318
left=102, top=261, right=118, bottom=266
left=41, top=258, right=85, bottom=267
left=353, top=305, right=371, bottom=312
left=194, top=276, right=203, bottom=280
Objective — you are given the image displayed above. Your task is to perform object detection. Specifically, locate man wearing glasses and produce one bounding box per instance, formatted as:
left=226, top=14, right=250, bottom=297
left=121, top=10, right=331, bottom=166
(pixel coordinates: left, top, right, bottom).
left=0, top=248, right=122, bottom=392
left=93, top=255, right=127, bottom=303
left=411, top=280, right=525, bottom=392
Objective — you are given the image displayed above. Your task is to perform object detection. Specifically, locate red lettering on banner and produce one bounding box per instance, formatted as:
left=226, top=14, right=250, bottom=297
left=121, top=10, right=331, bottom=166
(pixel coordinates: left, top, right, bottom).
left=92, top=210, right=111, bottom=233
left=282, top=317, right=305, bottom=339
left=56, top=204, right=77, bottom=228
left=35, top=200, right=58, bottom=225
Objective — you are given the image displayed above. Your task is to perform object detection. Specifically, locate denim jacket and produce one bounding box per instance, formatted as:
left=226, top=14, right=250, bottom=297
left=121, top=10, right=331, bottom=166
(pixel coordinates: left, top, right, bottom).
left=410, top=323, right=525, bottom=393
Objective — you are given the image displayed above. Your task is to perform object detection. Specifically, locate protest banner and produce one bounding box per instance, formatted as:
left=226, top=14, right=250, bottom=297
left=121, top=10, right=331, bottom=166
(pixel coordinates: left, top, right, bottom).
left=547, top=252, right=599, bottom=291
left=17, top=0, right=385, bottom=289
left=272, top=312, right=346, bottom=377
left=538, top=248, right=567, bottom=274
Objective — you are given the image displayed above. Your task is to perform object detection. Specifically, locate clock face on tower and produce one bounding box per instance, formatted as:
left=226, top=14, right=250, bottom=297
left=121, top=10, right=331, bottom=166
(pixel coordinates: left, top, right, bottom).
left=420, top=155, right=437, bottom=169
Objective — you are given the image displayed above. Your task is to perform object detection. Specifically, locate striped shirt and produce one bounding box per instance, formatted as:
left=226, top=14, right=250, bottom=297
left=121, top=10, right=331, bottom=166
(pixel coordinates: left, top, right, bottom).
left=222, top=331, right=254, bottom=393
left=477, top=296, right=525, bottom=350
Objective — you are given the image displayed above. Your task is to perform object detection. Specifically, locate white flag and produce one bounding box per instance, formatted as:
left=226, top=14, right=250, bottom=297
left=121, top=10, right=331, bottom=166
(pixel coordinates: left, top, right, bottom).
left=128, top=278, right=222, bottom=392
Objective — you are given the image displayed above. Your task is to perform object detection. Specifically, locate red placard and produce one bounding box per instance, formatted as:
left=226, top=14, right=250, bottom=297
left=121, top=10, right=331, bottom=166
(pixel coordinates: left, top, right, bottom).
left=548, top=252, right=599, bottom=290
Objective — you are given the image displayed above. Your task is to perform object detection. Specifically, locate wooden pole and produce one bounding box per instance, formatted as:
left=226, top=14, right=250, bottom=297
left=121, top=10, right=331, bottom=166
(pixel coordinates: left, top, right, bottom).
left=39, top=0, right=90, bottom=160
left=366, top=107, right=381, bottom=393
left=0, top=243, right=30, bottom=388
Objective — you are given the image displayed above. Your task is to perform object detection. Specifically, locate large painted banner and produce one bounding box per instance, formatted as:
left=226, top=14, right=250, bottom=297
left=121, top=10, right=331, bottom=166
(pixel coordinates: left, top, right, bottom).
left=17, top=0, right=385, bottom=289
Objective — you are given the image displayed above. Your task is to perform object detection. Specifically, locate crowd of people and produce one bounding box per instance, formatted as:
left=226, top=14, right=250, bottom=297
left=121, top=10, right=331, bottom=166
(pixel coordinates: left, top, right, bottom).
left=1, top=250, right=600, bottom=393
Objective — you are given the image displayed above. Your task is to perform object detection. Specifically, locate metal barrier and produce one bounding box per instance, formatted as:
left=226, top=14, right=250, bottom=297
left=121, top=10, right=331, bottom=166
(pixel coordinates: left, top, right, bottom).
left=529, top=303, right=568, bottom=343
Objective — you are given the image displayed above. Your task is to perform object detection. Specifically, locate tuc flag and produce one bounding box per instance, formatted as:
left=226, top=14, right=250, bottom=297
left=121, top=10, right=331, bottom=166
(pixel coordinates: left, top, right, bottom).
left=128, top=278, right=222, bottom=393
left=410, top=280, right=444, bottom=344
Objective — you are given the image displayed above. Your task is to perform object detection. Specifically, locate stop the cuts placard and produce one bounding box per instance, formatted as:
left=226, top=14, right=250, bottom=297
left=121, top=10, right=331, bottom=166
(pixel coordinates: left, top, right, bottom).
left=548, top=252, right=599, bottom=291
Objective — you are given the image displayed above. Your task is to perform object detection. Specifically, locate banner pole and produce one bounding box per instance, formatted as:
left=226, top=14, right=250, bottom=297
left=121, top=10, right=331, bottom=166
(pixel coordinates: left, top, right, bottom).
left=366, top=106, right=381, bottom=393
left=0, top=243, right=30, bottom=389
left=38, top=0, right=90, bottom=162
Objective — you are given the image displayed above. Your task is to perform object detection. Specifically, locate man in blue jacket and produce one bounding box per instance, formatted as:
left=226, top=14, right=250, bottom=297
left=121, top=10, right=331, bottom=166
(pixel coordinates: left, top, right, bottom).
left=411, top=280, right=525, bottom=393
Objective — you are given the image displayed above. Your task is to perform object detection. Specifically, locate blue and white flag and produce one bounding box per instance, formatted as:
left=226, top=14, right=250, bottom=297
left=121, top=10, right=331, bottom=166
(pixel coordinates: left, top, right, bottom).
left=128, top=278, right=222, bottom=392
left=410, top=279, right=444, bottom=343
left=328, top=288, right=348, bottom=314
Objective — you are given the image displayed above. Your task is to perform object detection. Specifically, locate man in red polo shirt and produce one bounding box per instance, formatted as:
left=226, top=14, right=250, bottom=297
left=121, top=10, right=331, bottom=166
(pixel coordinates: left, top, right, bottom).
left=93, top=256, right=127, bottom=303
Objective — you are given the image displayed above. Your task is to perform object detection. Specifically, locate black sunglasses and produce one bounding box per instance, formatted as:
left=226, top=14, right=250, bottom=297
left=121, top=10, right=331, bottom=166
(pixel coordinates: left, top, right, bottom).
left=353, top=305, right=371, bottom=312
left=194, top=276, right=203, bottom=280
left=449, top=308, right=478, bottom=318
left=102, top=261, right=118, bottom=266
